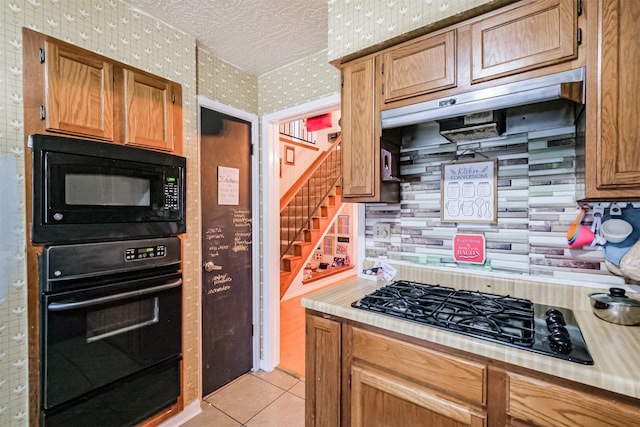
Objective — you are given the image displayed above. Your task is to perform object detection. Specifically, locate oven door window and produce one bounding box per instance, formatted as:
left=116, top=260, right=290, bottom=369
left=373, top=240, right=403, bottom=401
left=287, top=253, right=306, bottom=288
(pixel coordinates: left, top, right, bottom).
left=86, top=296, right=159, bottom=343
left=42, top=280, right=181, bottom=409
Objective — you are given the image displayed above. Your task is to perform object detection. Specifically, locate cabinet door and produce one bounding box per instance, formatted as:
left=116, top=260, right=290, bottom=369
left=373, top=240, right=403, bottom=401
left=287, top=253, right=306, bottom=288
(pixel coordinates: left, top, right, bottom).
left=341, top=57, right=377, bottom=199
left=585, top=0, right=640, bottom=198
left=305, top=314, right=341, bottom=427
left=44, top=40, right=114, bottom=140
left=382, top=30, right=456, bottom=103
left=124, top=69, right=176, bottom=152
left=351, top=365, right=486, bottom=427
left=470, top=0, right=577, bottom=83
left=507, top=373, right=640, bottom=427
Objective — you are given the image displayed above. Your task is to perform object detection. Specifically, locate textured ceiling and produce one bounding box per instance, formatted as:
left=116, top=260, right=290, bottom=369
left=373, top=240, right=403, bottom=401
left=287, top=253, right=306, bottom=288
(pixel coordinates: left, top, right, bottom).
left=125, top=0, right=328, bottom=76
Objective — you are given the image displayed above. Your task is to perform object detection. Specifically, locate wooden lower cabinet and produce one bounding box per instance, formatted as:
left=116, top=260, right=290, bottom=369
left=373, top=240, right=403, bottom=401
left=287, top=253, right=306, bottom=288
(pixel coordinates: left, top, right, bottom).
left=351, top=365, right=486, bottom=427
left=507, top=373, right=640, bottom=427
left=305, top=311, right=640, bottom=426
left=305, top=313, right=341, bottom=427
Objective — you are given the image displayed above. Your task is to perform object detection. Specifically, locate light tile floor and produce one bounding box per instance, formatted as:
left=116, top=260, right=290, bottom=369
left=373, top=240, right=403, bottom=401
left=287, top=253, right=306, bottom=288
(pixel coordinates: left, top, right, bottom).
left=180, top=369, right=305, bottom=427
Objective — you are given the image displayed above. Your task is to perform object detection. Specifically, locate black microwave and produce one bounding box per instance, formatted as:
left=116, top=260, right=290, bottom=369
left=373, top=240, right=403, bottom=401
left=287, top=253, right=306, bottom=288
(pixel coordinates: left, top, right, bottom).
left=30, top=134, right=186, bottom=244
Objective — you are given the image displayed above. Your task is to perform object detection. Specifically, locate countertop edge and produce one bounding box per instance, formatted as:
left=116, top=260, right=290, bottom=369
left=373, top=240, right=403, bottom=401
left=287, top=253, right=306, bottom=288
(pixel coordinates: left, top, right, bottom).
left=301, top=272, right=640, bottom=400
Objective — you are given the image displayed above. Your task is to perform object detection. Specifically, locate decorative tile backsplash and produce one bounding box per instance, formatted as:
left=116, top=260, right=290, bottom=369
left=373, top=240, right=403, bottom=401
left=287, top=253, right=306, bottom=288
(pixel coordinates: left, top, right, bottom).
left=364, top=107, right=626, bottom=287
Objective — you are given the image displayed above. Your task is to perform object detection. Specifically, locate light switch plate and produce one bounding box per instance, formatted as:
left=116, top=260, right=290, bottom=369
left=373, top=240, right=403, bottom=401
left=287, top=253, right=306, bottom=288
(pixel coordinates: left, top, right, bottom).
left=373, top=223, right=391, bottom=242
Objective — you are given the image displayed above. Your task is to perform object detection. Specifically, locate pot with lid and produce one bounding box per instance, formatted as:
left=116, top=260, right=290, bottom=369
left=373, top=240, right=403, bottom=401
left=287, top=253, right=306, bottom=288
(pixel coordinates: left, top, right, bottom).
left=588, top=287, right=640, bottom=325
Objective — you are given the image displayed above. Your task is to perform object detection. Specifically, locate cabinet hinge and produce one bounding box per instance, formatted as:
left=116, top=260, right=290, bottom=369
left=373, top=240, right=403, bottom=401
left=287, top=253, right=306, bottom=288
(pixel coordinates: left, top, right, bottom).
left=39, top=48, right=45, bottom=64
left=341, top=76, right=344, bottom=88
left=381, top=62, right=385, bottom=75
left=39, top=105, right=46, bottom=120
left=348, top=374, right=352, bottom=388
left=250, top=144, right=254, bottom=156
left=577, top=0, right=583, bottom=16
left=577, top=28, right=582, bottom=45
left=171, top=92, right=175, bottom=104
left=381, top=83, right=385, bottom=96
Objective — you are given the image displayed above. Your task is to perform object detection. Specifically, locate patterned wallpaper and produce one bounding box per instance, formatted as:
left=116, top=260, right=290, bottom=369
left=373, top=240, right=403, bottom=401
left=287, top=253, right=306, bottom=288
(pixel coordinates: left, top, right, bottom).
left=327, top=0, right=512, bottom=61
left=0, top=0, right=202, bottom=424
left=197, top=47, right=259, bottom=114
left=0, top=1, right=339, bottom=423
left=258, top=49, right=341, bottom=115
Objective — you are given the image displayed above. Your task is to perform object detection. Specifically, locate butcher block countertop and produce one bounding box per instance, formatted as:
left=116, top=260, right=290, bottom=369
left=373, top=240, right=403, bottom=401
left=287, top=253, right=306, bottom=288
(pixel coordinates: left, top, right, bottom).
left=301, top=263, right=640, bottom=400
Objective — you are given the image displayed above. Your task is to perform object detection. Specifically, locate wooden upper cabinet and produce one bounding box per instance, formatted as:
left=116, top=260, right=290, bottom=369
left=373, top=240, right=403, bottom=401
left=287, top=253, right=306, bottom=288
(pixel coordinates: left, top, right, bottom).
left=341, top=56, right=377, bottom=200
left=470, top=0, right=577, bottom=83
left=585, top=0, right=640, bottom=199
left=23, top=29, right=182, bottom=154
left=381, top=30, right=457, bottom=103
left=122, top=69, right=178, bottom=152
left=44, top=40, right=114, bottom=141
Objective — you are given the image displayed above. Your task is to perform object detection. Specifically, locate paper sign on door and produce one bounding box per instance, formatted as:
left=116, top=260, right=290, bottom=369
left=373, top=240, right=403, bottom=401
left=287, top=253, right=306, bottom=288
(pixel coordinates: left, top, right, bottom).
left=218, top=166, right=239, bottom=205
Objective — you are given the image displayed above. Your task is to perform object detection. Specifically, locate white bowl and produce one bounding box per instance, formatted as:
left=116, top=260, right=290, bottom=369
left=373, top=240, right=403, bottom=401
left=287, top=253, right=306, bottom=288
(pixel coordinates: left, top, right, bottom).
left=602, top=219, right=633, bottom=243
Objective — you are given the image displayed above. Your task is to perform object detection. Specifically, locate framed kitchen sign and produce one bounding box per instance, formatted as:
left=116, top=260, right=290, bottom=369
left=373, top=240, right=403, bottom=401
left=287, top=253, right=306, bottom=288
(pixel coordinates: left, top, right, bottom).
left=441, top=159, right=497, bottom=223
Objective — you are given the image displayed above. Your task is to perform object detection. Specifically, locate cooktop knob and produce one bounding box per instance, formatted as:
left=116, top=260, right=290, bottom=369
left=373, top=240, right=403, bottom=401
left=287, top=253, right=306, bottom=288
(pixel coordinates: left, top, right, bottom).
left=545, top=309, right=566, bottom=329
left=548, top=330, right=573, bottom=354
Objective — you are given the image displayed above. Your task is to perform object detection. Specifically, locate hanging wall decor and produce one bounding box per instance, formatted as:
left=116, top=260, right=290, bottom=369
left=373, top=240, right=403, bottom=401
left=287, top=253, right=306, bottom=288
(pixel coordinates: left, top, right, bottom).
left=441, top=159, right=497, bottom=223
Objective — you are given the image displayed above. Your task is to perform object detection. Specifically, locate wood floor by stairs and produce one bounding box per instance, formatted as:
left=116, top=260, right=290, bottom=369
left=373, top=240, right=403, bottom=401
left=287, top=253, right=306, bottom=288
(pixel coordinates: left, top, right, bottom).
left=279, top=185, right=342, bottom=299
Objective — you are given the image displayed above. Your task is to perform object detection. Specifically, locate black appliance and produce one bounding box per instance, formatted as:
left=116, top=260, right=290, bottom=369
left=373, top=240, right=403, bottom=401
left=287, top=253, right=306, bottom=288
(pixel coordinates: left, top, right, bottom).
left=30, top=134, right=186, bottom=244
left=39, top=237, right=183, bottom=426
left=352, top=280, right=593, bottom=365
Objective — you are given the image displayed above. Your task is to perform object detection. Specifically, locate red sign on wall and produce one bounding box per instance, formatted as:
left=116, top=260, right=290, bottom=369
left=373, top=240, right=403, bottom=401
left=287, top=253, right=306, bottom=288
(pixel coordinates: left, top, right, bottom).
left=453, top=234, right=486, bottom=264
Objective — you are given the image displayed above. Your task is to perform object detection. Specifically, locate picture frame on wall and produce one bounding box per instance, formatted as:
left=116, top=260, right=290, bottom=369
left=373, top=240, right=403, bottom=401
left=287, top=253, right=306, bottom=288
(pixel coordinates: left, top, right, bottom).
left=285, top=145, right=295, bottom=165
left=441, top=159, right=497, bottom=224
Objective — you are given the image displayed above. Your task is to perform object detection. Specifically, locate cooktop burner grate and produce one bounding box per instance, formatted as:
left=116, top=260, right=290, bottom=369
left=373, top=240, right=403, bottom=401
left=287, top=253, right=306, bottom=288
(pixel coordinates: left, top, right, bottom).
left=352, top=280, right=594, bottom=365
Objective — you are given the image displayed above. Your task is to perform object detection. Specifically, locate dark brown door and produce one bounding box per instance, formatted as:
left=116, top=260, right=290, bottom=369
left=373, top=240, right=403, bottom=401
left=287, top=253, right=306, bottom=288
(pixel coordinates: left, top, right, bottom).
left=200, top=106, right=253, bottom=395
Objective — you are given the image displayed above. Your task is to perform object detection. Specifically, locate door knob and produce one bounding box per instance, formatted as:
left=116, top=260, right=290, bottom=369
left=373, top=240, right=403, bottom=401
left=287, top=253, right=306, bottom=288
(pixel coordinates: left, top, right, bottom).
left=203, top=261, right=222, bottom=272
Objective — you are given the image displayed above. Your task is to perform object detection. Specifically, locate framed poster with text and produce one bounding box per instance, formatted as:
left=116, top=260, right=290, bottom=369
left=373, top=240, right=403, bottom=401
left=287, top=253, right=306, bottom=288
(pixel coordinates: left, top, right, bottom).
left=441, top=159, right=497, bottom=223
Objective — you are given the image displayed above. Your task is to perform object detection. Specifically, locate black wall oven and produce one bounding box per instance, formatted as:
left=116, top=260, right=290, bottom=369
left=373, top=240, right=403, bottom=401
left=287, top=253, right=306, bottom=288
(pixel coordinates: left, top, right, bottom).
left=39, top=237, right=183, bottom=426
left=30, top=134, right=186, bottom=244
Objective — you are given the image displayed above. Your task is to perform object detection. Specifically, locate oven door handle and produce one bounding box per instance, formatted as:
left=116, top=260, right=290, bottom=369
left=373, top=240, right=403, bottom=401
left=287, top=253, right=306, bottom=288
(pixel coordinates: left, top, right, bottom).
left=47, top=279, right=182, bottom=312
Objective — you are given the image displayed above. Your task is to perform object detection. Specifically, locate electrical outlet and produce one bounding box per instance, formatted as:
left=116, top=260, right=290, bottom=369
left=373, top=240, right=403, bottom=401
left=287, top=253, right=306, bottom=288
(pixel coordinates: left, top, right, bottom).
left=373, top=223, right=391, bottom=242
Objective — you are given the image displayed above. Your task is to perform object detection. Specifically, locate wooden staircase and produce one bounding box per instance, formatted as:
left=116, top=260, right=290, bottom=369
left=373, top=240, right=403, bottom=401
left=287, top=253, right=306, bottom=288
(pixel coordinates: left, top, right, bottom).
left=280, top=136, right=342, bottom=299
left=280, top=185, right=342, bottom=298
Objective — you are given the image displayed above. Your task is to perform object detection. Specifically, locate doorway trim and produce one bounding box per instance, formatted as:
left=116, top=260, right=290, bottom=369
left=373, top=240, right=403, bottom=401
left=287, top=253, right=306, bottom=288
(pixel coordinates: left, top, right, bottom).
left=197, top=96, right=260, bottom=374
left=260, top=93, right=341, bottom=371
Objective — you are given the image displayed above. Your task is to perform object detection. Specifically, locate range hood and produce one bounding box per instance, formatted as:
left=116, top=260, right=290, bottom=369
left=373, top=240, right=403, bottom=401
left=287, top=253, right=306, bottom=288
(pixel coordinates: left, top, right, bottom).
left=381, top=67, right=585, bottom=130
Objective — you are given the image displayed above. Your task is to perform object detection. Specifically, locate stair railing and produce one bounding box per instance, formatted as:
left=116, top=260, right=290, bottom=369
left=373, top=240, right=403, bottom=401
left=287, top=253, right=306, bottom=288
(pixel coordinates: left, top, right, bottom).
left=280, top=136, right=342, bottom=258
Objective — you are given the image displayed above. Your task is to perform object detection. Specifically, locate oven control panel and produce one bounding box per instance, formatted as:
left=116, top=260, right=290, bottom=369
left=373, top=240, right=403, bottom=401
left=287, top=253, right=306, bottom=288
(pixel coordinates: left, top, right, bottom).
left=125, top=245, right=167, bottom=261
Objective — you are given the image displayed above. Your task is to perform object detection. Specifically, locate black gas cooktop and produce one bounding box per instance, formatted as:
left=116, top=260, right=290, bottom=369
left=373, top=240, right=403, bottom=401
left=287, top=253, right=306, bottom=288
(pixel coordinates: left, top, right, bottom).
left=351, top=280, right=593, bottom=365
